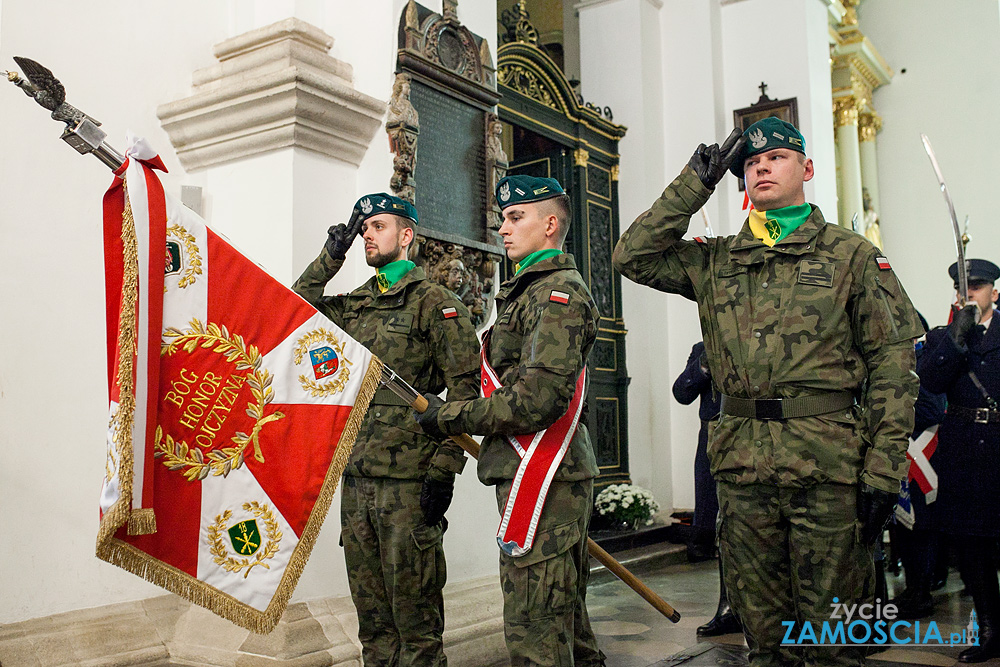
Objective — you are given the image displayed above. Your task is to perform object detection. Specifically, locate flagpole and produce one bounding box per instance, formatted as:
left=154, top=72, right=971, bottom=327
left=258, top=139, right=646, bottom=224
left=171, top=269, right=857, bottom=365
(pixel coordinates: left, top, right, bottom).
left=379, top=367, right=682, bottom=623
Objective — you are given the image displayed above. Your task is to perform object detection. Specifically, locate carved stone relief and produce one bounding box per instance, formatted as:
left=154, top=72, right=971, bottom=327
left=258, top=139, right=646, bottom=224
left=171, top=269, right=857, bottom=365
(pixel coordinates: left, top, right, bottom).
left=414, top=239, right=497, bottom=327
left=485, top=112, right=508, bottom=231
left=386, top=73, right=420, bottom=203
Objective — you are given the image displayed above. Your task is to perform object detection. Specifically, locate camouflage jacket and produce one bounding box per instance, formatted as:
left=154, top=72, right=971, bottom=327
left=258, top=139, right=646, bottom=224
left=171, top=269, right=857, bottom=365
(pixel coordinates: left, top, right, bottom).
left=293, top=248, right=480, bottom=481
left=612, top=167, right=922, bottom=493
left=434, top=254, right=601, bottom=485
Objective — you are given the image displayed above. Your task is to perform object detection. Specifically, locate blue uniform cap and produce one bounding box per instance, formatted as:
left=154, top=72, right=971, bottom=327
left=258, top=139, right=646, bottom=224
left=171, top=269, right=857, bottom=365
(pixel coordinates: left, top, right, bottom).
left=949, top=259, right=1000, bottom=286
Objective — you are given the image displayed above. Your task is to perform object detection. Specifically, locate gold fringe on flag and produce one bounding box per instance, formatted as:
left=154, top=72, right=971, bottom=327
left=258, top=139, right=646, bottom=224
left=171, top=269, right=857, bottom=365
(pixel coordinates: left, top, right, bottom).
left=96, top=182, right=144, bottom=547
left=127, top=508, right=157, bottom=536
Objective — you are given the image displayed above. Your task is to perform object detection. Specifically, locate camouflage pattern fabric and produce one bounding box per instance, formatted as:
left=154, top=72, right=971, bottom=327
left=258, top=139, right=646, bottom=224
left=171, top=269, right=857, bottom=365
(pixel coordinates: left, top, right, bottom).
left=293, top=247, right=480, bottom=480
left=342, top=476, right=447, bottom=666
left=293, top=247, right=480, bottom=665
left=434, top=253, right=600, bottom=484
left=612, top=166, right=922, bottom=494
left=718, top=481, right=871, bottom=667
left=496, top=479, right=604, bottom=667
left=433, top=254, right=603, bottom=665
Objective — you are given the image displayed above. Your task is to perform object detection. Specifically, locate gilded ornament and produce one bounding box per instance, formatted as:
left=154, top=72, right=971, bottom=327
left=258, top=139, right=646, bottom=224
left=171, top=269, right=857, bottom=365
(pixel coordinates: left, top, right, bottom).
left=207, top=502, right=282, bottom=578
left=107, top=186, right=139, bottom=496
left=498, top=64, right=557, bottom=110
left=610, top=164, right=620, bottom=181
left=858, top=112, right=882, bottom=142
left=165, top=223, right=203, bottom=289
left=156, top=319, right=284, bottom=481
left=573, top=148, right=590, bottom=167
left=833, top=97, right=860, bottom=127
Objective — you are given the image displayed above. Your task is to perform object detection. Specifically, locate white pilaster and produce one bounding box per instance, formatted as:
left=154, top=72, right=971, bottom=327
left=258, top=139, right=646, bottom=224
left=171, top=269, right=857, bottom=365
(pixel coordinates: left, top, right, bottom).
left=834, top=96, right=864, bottom=229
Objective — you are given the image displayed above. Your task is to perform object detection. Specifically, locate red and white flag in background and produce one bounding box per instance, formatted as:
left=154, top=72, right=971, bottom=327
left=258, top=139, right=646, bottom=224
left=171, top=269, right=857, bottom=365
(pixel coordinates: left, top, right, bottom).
left=907, top=425, right=939, bottom=503
left=97, top=135, right=381, bottom=633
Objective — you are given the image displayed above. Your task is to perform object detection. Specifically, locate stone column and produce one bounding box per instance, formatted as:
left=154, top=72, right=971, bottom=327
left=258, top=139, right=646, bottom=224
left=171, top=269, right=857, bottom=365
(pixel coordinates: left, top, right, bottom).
left=858, top=111, right=882, bottom=213
left=834, top=96, right=864, bottom=230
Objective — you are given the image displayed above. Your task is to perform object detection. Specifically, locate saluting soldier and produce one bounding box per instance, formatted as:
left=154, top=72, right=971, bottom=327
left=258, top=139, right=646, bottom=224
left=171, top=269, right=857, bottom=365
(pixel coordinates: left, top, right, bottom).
left=415, top=175, right=605, bottom=667
left=613, top=118, right=922, bottom=667
left=918, top=259, right=1000, bottom=663
left=293, top=193, right=480, bottom=666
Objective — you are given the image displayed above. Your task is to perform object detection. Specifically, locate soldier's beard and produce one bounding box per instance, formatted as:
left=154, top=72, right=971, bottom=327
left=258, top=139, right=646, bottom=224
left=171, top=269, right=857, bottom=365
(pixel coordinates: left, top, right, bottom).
left=366, top=243, right=404, bottom=269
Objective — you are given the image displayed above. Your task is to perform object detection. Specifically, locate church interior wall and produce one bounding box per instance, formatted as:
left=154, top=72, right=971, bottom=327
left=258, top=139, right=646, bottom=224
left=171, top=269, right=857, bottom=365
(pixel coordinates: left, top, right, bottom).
left=859, top=0, right=1000, bottom=329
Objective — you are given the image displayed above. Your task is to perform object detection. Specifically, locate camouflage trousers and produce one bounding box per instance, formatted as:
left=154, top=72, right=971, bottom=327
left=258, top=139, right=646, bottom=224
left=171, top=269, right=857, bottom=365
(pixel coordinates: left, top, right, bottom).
left=495, top=479, right=605, bottom=667
left=342, top=476, right=447, bottom=667
left=717, top=481, right=874, bottom=667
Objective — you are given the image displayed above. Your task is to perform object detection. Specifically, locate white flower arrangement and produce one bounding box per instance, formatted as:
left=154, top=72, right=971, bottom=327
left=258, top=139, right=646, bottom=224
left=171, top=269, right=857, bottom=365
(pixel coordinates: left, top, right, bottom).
left=594, top=483, right=660, bottom=529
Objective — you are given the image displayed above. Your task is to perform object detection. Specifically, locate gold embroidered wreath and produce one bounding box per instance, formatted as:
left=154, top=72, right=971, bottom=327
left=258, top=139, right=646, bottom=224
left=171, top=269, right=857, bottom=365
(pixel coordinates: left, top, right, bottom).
left=155, top=319, right=284, bottom=481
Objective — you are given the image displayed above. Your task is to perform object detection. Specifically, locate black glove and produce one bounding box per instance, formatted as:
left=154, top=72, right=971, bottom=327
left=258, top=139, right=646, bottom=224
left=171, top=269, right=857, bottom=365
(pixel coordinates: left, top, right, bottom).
left=414, top=393, right=446, bottom=440
left=949, top=303, right=980, bottom=347
left=324, top=207, right=363, bottom=260
left=420, top=473, right=455, bottom=526
left=687, top=128, right=746, bottom=189
left=857, top=483, right=897, bottom=548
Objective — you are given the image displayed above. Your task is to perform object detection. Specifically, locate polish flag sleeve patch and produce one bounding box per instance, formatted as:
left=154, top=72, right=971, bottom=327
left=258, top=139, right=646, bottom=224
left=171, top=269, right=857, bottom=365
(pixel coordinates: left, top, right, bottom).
left=876, top=256, right=892, bottom=270
left=442, top=306, right=458, bottom=319
left=549, top=290, right=570, bottom=304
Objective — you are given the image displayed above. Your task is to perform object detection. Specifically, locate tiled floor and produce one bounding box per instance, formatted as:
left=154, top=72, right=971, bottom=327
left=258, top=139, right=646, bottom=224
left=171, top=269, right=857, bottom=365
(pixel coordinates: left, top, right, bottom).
left=586, top=546, right=993, bottom=666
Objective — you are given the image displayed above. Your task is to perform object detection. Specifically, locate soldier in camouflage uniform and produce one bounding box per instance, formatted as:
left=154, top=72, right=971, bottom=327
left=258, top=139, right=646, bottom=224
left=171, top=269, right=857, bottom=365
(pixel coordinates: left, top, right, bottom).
left=293, top=192, right=479, bottom=666
left=416, top=175, right=605, bottom=666
left=613, top=118, right=922, bottom=666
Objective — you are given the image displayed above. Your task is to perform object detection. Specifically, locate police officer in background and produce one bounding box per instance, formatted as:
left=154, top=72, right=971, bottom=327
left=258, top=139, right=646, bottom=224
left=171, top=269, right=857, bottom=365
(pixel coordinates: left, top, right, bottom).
left=293, top=193, right=480, bottom=666
left=918, top=259, right=1000, bottom=663
left=613, top=118, right=922, bottom=666
left=415, top=175, right=605, bottom=666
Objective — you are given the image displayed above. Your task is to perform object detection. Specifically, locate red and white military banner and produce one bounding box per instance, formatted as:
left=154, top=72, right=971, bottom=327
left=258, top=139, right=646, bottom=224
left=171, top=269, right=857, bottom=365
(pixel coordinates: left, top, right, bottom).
left=480, top=332, right=586, bottom=557
left=97, top=135, right=381, bottom=633
left=907, top=424, right=940, bottom=503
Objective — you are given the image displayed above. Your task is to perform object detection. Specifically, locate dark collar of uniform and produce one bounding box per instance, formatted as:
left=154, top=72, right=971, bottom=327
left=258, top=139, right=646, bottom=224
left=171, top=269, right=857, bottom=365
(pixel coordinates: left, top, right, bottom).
left=728, top=205, right=825, bottom=265
left=504, top=253, right=577, bottom=286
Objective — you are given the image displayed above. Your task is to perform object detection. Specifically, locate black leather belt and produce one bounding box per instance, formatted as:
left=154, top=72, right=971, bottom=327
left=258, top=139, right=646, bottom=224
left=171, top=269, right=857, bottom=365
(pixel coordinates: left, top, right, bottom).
left=948, top=405, right=1000, bottom=424
left=720, top=391, right=856, bottom=420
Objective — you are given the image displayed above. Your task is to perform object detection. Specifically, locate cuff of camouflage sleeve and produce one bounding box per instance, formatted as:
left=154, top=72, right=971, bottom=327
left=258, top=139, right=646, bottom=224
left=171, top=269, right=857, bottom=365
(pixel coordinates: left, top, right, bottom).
left=677, top=165, right=715, bottom=204
left=436, top=400, right=466, bottom=436
left=426, top=459, right=462, bottom=482
left=860, top=469, right=903, bottom=495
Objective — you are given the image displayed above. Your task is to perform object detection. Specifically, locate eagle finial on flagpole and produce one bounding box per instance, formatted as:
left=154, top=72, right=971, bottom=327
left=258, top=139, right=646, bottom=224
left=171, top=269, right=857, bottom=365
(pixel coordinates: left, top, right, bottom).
left=5, top=56, right=124, bottom=169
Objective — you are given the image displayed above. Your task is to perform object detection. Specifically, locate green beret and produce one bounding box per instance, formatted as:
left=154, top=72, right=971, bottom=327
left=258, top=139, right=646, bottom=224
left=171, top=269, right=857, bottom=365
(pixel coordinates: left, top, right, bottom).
left=355, top=192, right=418, bottom=224
left=495, top=175, right=564, bottom=210
left=729, top=117, right=806, bottom=178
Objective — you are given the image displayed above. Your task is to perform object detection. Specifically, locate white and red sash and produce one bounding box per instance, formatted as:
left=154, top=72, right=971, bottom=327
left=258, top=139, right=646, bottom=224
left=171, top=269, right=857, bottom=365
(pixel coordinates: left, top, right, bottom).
left=480, top=331, right=587, bottom=557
